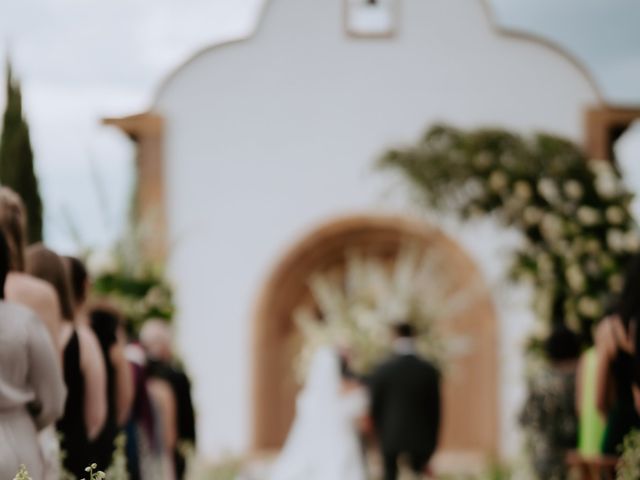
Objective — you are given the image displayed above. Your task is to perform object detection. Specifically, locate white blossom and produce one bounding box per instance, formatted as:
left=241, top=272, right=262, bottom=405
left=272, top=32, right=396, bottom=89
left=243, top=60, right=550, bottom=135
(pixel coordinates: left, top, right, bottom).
left=87, top=249, right=118, bottom=276
left=540, top=213, right=564, bottom=242
left=606, top=229, right=626, bottom=252
left=538, top=178, right=560, bottom=203
left=605, top=206, right=626, bottom=225
left=576, top=206, right=601, bottom=226
left=523, top=206, right=543, bottom=226
left=488, top=170, right=509, bottom=193
left=565, top=264, right=586, bottom=293
left=563, top=180, right=584, bottom=201
left=624, top=231, right=640, bottom=252
left=589, top=159, right=626, bottom=199
left=536, top=252, right=555, bottom=277
left=577, top=296, right=602, bottom=319
left=514, top=181, right=533, bottom=201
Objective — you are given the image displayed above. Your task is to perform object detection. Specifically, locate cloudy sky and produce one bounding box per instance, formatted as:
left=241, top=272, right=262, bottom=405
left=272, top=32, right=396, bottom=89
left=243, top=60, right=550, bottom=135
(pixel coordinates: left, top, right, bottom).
left=0, top=0, right=639, bottom=252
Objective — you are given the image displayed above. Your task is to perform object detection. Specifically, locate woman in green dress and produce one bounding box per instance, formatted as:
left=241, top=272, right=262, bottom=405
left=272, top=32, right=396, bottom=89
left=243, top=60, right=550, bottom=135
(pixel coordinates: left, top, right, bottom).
left=576, top=345, right=605, bottom=456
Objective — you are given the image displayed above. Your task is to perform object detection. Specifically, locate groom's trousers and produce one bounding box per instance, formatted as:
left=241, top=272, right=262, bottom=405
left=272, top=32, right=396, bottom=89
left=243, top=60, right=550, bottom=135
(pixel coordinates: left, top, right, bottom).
left=382, top=450, right=429, bottom=480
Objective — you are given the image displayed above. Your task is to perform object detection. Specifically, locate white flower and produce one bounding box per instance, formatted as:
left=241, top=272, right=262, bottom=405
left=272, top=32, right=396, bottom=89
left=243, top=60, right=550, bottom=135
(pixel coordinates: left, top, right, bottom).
left=563, top=180, right=584, bottom=201
left=577, top=206, right=601, bottom=226
left=540, top=213, right=564, bottom=242
left=538, top=178, right=560, bottom=203
left=523, top=206, right=543, bottom=226
left=565, top=264, right=586, bottom=293
left=589, top=159, right=615, bottom=175
left=606, top=229, right=626, bottom=252
left=577, top=296, right=602, bottom=319
left=87, top=249, right=118, bottom=276
left=624, top=231, right=640, bottom=252
left=514, top=181, right=533, bottom=201
left=536, top=253, right=555, bottom=276
left=590, top=160, right=622, bottom=198
left=605, top=206, right=626, bottom=225
left=488, top=170, right=509, bottom=193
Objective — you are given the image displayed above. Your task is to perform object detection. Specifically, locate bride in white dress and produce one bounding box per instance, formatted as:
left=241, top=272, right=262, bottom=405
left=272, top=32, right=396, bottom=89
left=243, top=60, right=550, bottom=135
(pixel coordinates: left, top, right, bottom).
left=269, top=347, right=368, bottom=480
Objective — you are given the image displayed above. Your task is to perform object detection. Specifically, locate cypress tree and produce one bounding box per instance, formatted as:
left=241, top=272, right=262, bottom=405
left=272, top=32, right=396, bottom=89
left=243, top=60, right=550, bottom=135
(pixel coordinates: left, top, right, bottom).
left=0, top=60, right=43, bottom=243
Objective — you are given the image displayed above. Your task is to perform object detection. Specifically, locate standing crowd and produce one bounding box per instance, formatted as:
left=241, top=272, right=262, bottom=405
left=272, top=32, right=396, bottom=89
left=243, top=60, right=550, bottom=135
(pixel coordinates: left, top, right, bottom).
left=0, top=187, right=195, bottom=479
left=521, top=256, right=640, bottom=479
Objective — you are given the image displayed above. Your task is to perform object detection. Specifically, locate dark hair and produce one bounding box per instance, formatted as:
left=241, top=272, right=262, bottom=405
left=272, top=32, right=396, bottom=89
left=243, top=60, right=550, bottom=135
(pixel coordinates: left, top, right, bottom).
left=617, top=255, right=640, bottom=329
left=64, top=256, right=89, bottom=310
left=0, top=229, right=10, bottom=298
left=25, top=244, right=75, bottom=321
left=545, top=324, right=581, bottom=362
left=393, top=322, right=416, bottom=338
left=90, top=303, right=122, bottom=353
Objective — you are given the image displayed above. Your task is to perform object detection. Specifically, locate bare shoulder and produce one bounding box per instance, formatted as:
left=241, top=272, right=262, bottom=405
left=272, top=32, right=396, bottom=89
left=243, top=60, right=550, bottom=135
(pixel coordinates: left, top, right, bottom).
left=6, top=272, right=58, bottom=307
left=76, top=324, right=101, bottom=348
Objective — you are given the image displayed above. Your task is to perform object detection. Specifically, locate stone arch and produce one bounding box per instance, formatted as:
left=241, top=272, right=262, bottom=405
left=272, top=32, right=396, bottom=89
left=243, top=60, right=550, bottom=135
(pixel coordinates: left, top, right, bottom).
left=252, top=214, right=499, bottom=459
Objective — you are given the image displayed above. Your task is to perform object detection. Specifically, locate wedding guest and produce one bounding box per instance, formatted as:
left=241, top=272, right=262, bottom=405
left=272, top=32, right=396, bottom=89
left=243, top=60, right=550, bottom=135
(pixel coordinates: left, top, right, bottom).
left=0, top=187, right=60, bottom=346
left=64, top=255, right=91, bottom=325
left=26, top=244, right=108, bottom=478
left=369, top=322, right=441, bottom=480
left=575, top=329, right=605, bottom=458
left=0, top=230, right=66, bottom=479
left=124, top=342, right=172, bottom=480
left=520, top=323, right=580, bottom=480
left=88, top=303, right=134, bottom=469
left=140, top=319, right=197, bottom=479
left=65, top=255, right=135, bottom=468
left=0, top=187, right=63, bottom=480
left=596, top=256, right=640, bottom=455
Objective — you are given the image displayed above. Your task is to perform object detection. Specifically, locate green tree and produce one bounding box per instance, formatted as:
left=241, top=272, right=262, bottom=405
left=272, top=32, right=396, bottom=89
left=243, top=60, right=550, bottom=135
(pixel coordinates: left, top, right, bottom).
left=0, top=60, right=43, bottom=243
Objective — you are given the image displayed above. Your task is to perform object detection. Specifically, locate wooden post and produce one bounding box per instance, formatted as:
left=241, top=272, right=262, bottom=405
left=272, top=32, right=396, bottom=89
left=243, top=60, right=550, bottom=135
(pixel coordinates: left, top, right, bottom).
left=102, top=113, right=167, bottom=262
left=585, top=106, right=640, bottom=161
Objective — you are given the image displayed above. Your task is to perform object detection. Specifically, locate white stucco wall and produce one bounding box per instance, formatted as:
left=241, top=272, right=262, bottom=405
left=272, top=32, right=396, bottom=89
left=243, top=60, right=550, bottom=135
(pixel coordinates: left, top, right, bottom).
left=153, top=0, right=598, bottom=458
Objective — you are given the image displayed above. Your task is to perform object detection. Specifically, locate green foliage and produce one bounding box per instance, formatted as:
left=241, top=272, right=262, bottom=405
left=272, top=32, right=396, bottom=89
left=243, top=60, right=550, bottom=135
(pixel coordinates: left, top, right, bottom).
left=12, top=465, right=32, bottom=480
left=618, top=430, right=640, bottom=480
left=380, top=124, right=639, bottom=341
left=90, top=251, right=174, bottom=337
left=0, top=60, right=43, bottom=242
left=190, top=458, right=243, bottom=480
left=105, top=434, right=129, bottom=480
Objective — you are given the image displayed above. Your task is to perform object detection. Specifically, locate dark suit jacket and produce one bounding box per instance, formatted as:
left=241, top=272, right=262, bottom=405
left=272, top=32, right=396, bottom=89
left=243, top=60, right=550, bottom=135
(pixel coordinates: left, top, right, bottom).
left=369, top=352, right=441, bottom=457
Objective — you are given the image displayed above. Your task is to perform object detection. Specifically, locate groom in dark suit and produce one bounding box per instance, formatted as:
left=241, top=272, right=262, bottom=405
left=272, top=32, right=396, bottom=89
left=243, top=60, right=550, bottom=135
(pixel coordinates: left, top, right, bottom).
left=369, top=322, right=441, bottom=480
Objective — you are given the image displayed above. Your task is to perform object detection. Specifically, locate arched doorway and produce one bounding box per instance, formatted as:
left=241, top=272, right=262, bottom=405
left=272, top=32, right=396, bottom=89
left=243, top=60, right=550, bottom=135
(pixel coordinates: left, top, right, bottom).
left=252, top=214, right=498, bottom=459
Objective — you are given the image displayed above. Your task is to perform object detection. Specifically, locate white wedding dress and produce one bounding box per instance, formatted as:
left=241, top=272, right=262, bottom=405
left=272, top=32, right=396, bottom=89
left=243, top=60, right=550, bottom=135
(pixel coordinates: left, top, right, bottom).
left=269, top=348, right=368, bottom=480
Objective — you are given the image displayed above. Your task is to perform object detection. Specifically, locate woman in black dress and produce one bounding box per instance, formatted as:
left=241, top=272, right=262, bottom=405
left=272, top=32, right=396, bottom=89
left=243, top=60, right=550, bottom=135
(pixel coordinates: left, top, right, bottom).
left=26, top=246, right=107, bottom=477
left=65, top=256, right=133, bottom=470
left=596, top=256, right=640, bottom=455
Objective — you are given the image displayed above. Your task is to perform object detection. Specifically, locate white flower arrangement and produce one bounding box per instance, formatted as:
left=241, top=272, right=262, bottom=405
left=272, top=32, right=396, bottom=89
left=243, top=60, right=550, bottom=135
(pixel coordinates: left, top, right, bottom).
left=381, top=125, right=639, bottom=348
left=294, top=245, right=480, bottom=378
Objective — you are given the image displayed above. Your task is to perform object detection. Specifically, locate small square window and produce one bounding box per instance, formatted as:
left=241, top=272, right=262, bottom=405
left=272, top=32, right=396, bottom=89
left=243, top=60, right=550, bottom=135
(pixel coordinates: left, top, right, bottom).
left=345, top=0, right=398, bottom=38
